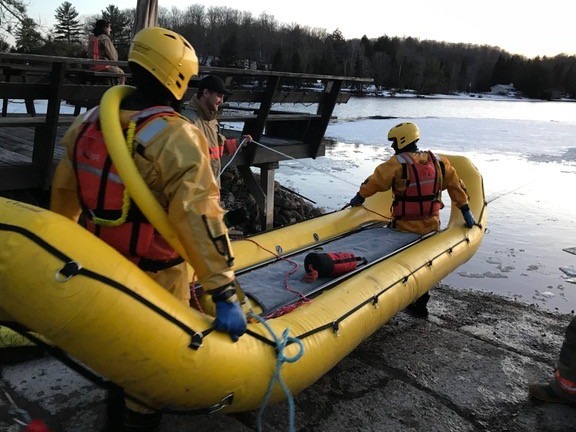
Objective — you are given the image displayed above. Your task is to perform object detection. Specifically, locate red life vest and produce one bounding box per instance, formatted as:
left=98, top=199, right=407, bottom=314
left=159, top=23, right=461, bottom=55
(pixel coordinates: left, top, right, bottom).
left=392, top=151, right=443, bottom=221
left=72, top=106, right=182, bottom=271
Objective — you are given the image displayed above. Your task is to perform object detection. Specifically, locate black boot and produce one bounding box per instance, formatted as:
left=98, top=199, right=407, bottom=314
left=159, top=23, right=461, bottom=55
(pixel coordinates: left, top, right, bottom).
left=123, top=409, right=162, bottom=432
left=405, top=291, right=430, bottom=318
left=102, top=385, right=126, bottom=432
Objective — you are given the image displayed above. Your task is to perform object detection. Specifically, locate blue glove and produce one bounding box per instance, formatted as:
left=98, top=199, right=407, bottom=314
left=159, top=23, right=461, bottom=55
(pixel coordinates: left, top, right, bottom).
left=349, top=193, right=365, bottom=207
left=213, top=301, right=247, bottom=341
left=460, top=204, right=476, bottom=228
left=212, top=285, right=247, bottom=342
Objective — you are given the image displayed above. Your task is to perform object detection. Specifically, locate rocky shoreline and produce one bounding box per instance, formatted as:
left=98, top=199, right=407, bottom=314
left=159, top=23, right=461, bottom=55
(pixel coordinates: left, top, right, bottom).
left=220, top=167, right=324, bottom=236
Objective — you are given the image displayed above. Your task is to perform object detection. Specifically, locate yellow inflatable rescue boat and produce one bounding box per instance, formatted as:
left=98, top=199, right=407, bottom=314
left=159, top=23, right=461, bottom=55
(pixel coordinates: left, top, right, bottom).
left=0, top=85, right=486, bottom=414
left=0, top=151, right=486, bottom=413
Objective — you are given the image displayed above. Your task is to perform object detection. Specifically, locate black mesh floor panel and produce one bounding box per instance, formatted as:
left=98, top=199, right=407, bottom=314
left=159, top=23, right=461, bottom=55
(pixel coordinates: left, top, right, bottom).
left=237, top=226, right=424, bottom=316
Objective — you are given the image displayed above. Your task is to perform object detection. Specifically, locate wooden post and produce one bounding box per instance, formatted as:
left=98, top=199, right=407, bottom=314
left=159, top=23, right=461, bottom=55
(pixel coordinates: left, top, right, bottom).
left=32, top=61, right=66, bottom=189
left=237, top=162, right=278, bottom=231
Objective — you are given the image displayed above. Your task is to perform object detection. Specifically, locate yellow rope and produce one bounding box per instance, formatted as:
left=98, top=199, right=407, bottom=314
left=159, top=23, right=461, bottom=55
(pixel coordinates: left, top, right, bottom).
left=91, top=121, right=136, bottom=227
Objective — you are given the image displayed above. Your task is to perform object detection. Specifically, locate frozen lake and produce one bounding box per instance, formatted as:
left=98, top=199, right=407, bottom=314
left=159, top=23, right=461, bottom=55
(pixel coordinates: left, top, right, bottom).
left=266, top=96, right=576, bottom=314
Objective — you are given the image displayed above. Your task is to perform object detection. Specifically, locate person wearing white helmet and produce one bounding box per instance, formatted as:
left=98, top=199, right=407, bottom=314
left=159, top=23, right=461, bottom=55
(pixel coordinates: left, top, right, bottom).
left=349, top=122, right=476, bottom=318
left=50, top=26, right=246, bottom=431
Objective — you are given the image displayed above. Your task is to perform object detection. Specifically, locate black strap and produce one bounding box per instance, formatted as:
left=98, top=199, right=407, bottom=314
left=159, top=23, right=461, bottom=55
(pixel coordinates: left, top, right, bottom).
left=138, top=256, right=184, bottom=273
left=394, top=194, right=438, bottom=202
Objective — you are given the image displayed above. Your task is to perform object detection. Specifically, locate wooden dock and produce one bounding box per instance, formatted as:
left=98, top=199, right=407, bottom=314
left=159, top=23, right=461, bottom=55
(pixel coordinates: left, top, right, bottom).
left=0, top=52, right=372, bottom=227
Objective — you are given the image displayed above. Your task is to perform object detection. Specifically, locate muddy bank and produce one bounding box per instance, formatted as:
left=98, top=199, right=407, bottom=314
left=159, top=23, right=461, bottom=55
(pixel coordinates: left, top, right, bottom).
left=1, top=284, right=575, bottom=432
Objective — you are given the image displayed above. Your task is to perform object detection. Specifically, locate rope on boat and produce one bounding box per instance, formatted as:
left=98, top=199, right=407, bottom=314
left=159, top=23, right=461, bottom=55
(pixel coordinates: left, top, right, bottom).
left=218, top=137, right=249, bottom=179
left=221, top=138, right=360, bottom=187
left=248, top=312, right=304, bottom=432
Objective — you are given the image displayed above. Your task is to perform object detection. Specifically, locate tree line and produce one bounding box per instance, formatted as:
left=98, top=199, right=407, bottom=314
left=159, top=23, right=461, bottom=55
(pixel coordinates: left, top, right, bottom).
left=2, top=0, right=576, bottom=100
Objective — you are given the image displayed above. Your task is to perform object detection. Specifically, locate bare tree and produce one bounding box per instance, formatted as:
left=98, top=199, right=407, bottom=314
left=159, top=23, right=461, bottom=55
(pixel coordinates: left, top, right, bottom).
left=0, top=0, right=27, bottom=41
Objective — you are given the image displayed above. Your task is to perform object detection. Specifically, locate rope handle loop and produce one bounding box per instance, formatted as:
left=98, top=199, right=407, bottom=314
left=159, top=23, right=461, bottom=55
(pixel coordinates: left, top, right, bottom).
left=248, top=312, right=303, bottom=432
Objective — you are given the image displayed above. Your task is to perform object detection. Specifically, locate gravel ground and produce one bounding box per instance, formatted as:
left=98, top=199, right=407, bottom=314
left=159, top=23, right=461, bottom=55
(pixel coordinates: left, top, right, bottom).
left=1, top=284, right=575, bottom=432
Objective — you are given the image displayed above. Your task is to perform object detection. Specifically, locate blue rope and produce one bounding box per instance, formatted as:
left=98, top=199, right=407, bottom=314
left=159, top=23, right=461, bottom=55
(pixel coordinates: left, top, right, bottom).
left=248, top=312, right=304, bottom=432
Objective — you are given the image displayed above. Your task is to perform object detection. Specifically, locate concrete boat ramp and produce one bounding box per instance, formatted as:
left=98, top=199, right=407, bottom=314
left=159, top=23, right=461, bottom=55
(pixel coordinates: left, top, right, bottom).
left=1, top=284, right=575, bottom=432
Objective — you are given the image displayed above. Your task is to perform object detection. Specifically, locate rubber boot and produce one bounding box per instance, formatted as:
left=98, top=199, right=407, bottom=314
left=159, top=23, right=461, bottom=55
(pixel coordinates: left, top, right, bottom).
left=101, top=386, right=126, bottom=432
left=405, top=291, right=430, bottom=318
left=123, top=409, right=162, bottom=432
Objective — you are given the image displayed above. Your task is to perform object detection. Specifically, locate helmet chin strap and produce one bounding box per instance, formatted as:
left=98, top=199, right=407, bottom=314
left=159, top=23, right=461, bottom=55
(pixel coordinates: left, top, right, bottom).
left=395, top=142, right=420, bottom=154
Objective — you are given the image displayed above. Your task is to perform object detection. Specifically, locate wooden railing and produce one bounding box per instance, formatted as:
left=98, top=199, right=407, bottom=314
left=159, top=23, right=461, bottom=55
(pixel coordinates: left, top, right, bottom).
left=0, top=52, right=372, bottom=227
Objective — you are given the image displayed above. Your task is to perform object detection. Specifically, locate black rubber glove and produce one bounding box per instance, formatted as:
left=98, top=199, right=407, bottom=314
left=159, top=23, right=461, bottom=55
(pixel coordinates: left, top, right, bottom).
left=460, top=204, right=476, bottom=228
left=349, top=193, right=365, bottom=207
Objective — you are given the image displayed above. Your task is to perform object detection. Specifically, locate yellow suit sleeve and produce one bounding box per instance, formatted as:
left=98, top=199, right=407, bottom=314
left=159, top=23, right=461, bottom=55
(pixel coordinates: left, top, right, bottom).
left=134, top=118, right=235, bottom=292
left=440, top=156, right=470, bottom=209
left=358, top=157, right=400, bottom=198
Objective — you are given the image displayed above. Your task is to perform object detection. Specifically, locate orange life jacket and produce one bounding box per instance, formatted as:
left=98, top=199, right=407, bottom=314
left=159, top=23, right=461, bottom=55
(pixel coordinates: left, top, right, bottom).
left=209, top=138, right=238, bottom=160
left=87, top=35, right=110, bottom=72
left=72, top=106, right=182, bottom=271
left=392, top=151, right=443, bottom=221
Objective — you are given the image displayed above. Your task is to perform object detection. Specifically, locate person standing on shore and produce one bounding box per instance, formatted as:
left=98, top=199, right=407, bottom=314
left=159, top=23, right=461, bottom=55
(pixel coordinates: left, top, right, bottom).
left=529, top=315, right=576, bottom=406
left=348, top=122, right=476, bottom=317
left=51, top=26, right=246, bottom=431
left=87, top=19, right=126, bottom=85
left=183, top=75, right=252, bottom=183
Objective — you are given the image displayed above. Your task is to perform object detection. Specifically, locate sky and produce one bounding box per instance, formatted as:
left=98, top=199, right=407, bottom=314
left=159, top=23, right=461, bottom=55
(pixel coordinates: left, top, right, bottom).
left=25, top=0, right=575, bottom=59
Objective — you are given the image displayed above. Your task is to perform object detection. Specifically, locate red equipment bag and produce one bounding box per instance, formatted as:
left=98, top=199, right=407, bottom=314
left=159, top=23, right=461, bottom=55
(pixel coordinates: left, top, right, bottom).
left=303, top=252, right=367, bottom=282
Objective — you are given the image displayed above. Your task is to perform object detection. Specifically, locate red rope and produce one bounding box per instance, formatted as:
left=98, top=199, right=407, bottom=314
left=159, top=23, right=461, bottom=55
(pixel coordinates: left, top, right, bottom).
left=188, top=270, right=205, bottom=314
left=359, top=204, right=391, bottom=221
left=302, top=264, right=319, bottom=282
left=243, top=238, right=312, bottom=310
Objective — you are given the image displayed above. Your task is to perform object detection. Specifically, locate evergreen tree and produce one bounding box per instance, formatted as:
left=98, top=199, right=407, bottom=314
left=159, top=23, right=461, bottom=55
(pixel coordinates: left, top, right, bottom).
left=219, top=32, right=238, bottom=67
left=53, top=1, right=83, bottom=44
left=0, top=37, right=10, bottom=52
left=101, top=5, right=131, bottom=59
left=14, top=17, right=44, bottom=53
left=271, top=47, right=284, bottom=71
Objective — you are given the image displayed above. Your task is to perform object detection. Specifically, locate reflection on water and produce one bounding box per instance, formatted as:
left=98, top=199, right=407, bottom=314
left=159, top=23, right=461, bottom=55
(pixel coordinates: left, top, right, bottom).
left=275, top=100, right=576, bottom=314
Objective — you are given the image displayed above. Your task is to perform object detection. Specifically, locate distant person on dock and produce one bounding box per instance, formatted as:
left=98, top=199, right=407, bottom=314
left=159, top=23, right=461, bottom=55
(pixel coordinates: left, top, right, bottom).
left=348, top=121, right=476, bottom=317
left=183, top=74, right=252, bottom=183
left=87, top=19, right=126, bottom=84
left=529, top=315, right=576, bottom=407
left=51, top=26, right=246, bottom=432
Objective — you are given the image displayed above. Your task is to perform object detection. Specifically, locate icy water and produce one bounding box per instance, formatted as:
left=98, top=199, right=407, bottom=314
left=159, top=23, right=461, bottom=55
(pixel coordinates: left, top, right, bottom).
left=270, top=96, right=576, bottom=314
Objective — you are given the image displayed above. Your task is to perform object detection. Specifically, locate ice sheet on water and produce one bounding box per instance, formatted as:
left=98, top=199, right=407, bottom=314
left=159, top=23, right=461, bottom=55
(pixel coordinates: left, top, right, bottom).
left=559, top=266, right=576, bottom=277
left=527, top=147, right=576, bottom=163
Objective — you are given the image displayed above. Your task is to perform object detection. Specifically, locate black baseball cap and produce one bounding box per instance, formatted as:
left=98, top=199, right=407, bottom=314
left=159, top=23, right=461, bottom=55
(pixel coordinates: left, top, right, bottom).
left=198, top=75, right=232, bottom=96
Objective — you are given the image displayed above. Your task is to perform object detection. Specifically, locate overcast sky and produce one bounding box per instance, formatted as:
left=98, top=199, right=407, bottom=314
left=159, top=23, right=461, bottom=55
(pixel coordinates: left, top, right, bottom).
left=26, top=0, right=575, bottom=59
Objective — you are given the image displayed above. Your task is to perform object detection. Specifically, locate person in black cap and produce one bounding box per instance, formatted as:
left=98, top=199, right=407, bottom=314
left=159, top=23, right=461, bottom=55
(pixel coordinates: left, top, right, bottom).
left=184, top=75, right=252, bottom=184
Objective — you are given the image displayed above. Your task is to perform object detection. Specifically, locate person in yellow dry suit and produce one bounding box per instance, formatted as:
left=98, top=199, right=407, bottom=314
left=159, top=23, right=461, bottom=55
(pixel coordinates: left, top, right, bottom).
left=348, top=122, right=476, bottom=318
left=50, top=26, right=246, bottom=432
